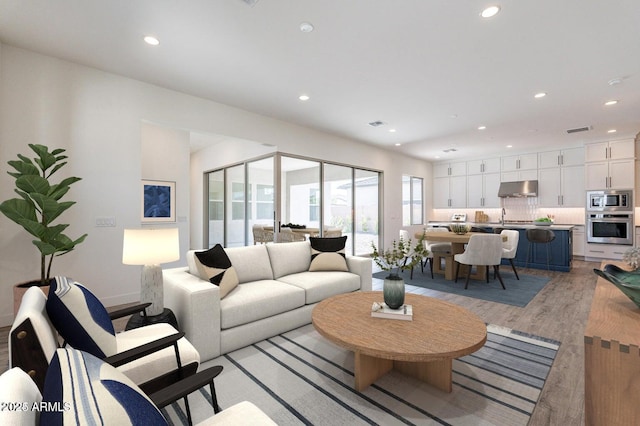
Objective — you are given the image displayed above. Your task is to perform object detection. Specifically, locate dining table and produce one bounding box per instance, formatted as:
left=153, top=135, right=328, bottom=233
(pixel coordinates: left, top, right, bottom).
left=415, top=231, right=506, bottom=281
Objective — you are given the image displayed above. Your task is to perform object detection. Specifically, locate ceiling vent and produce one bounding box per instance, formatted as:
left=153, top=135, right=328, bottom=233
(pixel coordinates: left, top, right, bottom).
left=566, top=126, right=592, bottom=134
left=443, top=148, right=458, bottom=153
left=368, top=120, right=386, bottom=127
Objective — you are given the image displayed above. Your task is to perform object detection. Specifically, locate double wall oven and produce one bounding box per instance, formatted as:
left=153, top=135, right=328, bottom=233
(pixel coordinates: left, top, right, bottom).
left=586, top=190, right=634, bottom=245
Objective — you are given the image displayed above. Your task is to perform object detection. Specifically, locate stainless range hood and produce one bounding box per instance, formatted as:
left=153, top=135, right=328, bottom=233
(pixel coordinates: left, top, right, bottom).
left=498, top=180, right=538, bottom=198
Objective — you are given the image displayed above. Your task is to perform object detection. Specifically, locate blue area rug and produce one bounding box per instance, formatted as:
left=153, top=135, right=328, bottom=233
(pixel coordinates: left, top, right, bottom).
left=373, top=269, right=550, bottom=307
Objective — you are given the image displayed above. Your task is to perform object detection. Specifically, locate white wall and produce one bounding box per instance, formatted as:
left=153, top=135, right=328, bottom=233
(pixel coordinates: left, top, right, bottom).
left=0, top=44, right=431, bottom=326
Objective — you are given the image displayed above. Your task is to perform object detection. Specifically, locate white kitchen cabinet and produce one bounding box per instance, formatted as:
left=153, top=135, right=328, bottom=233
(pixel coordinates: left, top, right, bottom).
left=501, top=169, right=538, bottom=182
left=585, top=159, right=635, bottom=189
left=539, top=147, right=584, bottom=169
left=467, top=157, right=501, bottom=175
left=585, top=243, right=628, bottom=261
left=538, top=165, right=584, bottom=207
left=467, top=172, right=501, bottom=208
left=501, top=153, right=538, bottom=172
left=585, top=139, right=635, bottom=162
left=434, top=161, right=466, bottom=178
left=433, top=175, right=467, bottom=208
left=573, top=225, right=585, bottom=257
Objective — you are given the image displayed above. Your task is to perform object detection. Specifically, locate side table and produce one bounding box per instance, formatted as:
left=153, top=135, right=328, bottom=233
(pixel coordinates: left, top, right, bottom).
left=125, top=308, right=180, bottom=331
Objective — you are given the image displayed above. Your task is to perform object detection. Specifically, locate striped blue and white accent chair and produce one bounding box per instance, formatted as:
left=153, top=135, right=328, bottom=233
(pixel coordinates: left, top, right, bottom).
left=10, top=277, right=199, bottom=394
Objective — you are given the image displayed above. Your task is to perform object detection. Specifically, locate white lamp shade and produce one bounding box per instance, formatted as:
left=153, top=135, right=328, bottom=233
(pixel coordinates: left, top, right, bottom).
left=122, top=228, right=180, bottom=265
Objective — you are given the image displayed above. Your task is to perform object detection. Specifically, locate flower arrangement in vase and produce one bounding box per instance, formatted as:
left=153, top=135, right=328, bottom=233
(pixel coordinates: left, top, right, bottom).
left=371, top=235, right=428, bottom=309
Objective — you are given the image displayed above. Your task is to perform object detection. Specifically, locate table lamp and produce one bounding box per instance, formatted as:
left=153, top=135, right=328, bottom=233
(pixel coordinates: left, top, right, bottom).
left=122, top=228, right=180, bottom=317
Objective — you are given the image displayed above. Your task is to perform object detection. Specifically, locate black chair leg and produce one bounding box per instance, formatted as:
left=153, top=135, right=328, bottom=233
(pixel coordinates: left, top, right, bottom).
left=184, top=395, right=192, bottom=426
left=485, top=265, right=490, bottom=283
left=429, top=258, right=434, bottom=279
left=494, top=265, right=506, bottom=289
left=455, top=262, right=461, bottom=282
left=464, top=266, right=472, bottom=289
left=210, top=381, right=221, bottom=414
left=509, top=259, right=520, bottom=280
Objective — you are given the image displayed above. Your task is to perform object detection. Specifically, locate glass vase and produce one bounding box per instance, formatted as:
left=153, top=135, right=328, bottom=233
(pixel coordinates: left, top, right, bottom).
left=383, top=275, right=405, bottom=309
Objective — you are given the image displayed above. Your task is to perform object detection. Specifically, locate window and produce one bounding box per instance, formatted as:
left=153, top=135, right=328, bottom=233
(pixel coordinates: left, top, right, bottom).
left=402, top=175, right=423, bottom=226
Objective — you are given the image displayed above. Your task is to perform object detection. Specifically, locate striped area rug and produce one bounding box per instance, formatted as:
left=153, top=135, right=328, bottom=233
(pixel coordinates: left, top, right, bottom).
left=163, top=324, right=559, bottom=425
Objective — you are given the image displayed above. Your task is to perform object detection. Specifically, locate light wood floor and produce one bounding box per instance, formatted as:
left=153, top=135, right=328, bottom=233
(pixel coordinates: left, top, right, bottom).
left=1, top=259, right=599, bottom=425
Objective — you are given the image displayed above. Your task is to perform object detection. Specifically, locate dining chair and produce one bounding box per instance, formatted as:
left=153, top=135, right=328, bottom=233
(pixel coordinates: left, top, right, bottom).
left=324, top=227, right=343, bottom=237
left=252, top=224, right=274, bottom=244
left=399, top=230, right=417, bottom=279
left=454, top=234, right=506, bottom=289
left=500, top=229, right=520, bottom=280
left=422, top=227, right=453, bottom=279
left=280, top=226, right=305, bottom=242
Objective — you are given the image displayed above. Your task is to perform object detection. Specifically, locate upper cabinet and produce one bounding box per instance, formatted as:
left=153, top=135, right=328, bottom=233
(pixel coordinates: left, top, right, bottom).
left=584, top=139, right=635, bottom=190
left=500, top=153, right=538, bottom=181
left=501, top=153, right=538, bottom=172
left=433, top=161, right=466, bottom=178
left=537, top=147, right=585, bottom=207
left=539, top=147, right=584, bottom=168
left=467, top=157, right=500, bottom=175
left=585, top=139, right=635, bottom=162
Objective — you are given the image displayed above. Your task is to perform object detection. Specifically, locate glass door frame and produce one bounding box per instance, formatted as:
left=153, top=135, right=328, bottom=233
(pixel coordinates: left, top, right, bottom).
left=204, top=151, right=383, bottom=255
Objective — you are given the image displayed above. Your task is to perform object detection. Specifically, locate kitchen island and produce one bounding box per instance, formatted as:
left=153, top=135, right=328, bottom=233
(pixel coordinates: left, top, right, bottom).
left=426, top=222, right=574, bottom=272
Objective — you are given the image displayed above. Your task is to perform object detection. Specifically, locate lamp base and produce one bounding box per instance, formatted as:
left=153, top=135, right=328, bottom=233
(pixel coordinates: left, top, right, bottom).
left=141, top=264, right=164, bottom=316
left=125, top=308, right=179, bottom=331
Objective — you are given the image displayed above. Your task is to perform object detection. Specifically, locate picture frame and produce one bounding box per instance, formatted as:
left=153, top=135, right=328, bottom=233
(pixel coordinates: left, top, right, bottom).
left=141, top=179, right=176, bottom=223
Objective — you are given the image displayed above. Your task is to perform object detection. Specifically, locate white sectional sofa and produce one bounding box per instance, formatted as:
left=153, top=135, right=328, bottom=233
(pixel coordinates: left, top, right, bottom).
left=163, top=241, right=372, bottom=362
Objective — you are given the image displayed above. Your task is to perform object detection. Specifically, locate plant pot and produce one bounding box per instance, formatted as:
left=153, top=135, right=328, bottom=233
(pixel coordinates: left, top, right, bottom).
left=13, top=280, right=50, bottom=317
left=383, top=275, right=405, bottom=309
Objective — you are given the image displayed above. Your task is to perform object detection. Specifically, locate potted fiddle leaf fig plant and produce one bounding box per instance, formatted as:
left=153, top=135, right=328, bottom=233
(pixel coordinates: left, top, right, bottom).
left=1, top=144, right=88, bottom=309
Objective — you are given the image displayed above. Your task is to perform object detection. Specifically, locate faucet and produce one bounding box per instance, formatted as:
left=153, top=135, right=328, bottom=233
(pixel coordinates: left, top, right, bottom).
left=501, top=208, right=506, bottom=225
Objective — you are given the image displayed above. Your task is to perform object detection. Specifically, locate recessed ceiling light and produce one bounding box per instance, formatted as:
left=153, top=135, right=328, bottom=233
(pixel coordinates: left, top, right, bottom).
left=435, top=155, right=441, bottom=159
left=143, top=36, right=160, bottom=46
left=298, top=94, right=310, bottom=101
left=394, top=143, right=401, bottom=146
left=604, top=100, right=618, bottom=106
left=478, top=125, right=486, bottom=130
left=506, top=145, right=513, bottom=148
left=450, top=114, right=458, bottom=119
left=300, top=22, right=314, bottom=33
left=608, top=129, right=617, bottom=133
left=534, top=92, right=547, bottom=98
left=480, top=6, right=501, bottom=18
left=389, top=129, right=396, bottom=133
left=608, top=78, right=622, bottom=86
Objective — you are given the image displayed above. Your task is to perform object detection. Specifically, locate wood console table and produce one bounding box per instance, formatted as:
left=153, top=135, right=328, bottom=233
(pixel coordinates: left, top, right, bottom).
left=584, top=260, right=640, bottom=425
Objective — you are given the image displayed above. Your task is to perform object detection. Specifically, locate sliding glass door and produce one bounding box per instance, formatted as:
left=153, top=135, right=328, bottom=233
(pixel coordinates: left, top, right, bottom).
left=205, top=153, right=381, bottom=255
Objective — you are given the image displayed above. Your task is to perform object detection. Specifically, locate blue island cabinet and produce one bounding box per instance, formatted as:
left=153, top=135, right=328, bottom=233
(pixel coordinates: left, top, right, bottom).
left=504, top=228, right=573, bottom=272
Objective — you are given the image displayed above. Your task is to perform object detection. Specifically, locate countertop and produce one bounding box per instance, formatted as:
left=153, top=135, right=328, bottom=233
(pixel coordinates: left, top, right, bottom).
left=427, top=221, right=576, bottom=231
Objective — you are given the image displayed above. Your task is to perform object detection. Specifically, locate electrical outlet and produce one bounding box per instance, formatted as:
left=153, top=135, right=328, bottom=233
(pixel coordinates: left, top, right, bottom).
left=95, top=216, right=116, bottom=227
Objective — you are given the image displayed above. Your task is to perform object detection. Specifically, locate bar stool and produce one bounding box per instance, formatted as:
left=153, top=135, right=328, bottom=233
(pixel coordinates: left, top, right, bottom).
left=526, top=228, right=555, bottom=270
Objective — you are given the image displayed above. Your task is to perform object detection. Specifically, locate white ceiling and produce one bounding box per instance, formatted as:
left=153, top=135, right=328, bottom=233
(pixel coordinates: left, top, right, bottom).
left=1, top=0, right=639, bottom=161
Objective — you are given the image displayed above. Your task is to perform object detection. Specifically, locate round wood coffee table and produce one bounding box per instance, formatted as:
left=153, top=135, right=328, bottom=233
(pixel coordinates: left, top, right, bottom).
left=312, top=291, right=487, bottom=392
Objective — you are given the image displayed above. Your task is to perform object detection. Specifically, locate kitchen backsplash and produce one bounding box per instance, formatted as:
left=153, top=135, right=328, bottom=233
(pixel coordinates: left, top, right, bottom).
left=431, top=198, right=586, bottom=225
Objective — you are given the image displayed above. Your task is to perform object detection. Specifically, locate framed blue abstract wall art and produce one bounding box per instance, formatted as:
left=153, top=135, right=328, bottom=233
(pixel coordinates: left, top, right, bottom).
left=141, top=180, right=176, bottom=223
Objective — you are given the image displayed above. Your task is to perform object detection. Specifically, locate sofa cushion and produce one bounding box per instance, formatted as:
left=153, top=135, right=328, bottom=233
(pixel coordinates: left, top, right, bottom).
left=278, top=271, right=360, bottom=304
left=266, top=241, right=311, bottom=279
left=41, top=347, right=167, bottom=426
left=46, top=276, right=117, bottom=359
left=194, top=244, right=239, bottom=298
left=225, top=245, right=274, bottom=283
left=220, top=280, right=305, bottom=329
left=309, top=236, right=349, bottom=272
